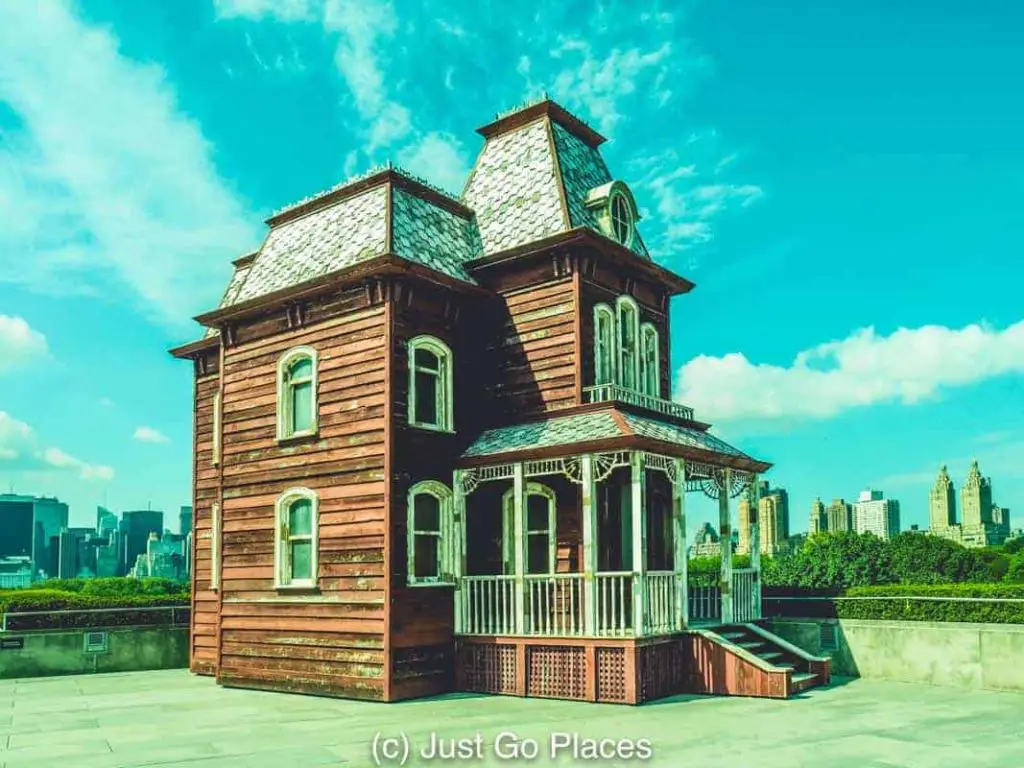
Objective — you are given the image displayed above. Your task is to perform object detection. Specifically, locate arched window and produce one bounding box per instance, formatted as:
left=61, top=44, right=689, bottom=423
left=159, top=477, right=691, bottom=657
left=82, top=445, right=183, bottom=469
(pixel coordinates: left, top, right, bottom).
left=593, top=304, right=615, bottom=386
left=277, top=347, right=318, bottom=440
left=639, top=323, right=659, bottom=397
left=408, top=481, right=454, bottom=585
left=501, top=483, right=556, bottom=575
left=616, top=296, right=640, bottom=391
left=274, top=488, right=319, bottom=588
left=408, top=336, right=454, bottom=432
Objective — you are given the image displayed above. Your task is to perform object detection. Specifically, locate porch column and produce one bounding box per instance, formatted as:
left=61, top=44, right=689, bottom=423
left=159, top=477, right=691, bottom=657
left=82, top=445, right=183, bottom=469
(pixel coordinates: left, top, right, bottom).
left=750, top=474, right=762, bottom=620
left=581, top=454, right=598, bottom=636
left=512, top=462, right=526, bottom=634
left=452, top=469, right=467, bottom=634
left=719, top=468, right=734, bottom=624
left=630, top=451, right=647, bottom=637
left=672, top=458, right=687, bottom=631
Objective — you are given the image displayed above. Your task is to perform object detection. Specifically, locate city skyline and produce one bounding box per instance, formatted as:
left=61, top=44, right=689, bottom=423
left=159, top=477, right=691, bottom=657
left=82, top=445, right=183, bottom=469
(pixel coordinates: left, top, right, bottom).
left=1, top=1, right=1023, bottom=540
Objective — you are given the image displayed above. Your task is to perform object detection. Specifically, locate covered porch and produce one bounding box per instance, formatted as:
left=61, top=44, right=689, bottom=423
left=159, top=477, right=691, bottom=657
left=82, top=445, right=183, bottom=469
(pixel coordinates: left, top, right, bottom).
left=449, top=408, right=773, bottom=643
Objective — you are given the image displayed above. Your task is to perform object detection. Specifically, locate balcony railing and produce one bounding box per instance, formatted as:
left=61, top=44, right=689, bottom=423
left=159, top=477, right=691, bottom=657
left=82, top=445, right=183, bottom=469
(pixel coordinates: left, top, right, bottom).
left=584, top=384, right=695, bottom=422
left=459, top=572, right=682, bottom=638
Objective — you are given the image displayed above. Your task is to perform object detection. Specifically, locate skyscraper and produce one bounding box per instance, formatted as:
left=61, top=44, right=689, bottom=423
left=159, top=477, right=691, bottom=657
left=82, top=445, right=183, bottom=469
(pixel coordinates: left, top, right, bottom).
left=97, top=506, right=118, bottom=535
left=852, top=489, right=901, bottom=540
left=809, top=498, right=827, bottom=535
left=928, top=465, right=957, bottom=531
left=826, top=498, right=852, bottom=533
left=0, top=494, right=69, bottom=579
left=179, top=506, right=193, bottom=537
left=960, top=460, right=1006, bottom=547
left=737, top=480, right=790, bottom=555
left=120, top=509, right=164, bottom=574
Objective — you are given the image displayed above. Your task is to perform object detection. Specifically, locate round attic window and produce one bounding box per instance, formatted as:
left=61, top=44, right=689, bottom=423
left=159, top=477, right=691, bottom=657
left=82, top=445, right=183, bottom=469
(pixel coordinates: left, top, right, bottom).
left=609, top=191, right=634, bottom=247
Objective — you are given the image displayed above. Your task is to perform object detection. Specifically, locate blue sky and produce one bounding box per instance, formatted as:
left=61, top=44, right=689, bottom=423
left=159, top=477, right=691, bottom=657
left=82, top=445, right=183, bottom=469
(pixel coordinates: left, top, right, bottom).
left=1, top=0, right=1021, bottom=537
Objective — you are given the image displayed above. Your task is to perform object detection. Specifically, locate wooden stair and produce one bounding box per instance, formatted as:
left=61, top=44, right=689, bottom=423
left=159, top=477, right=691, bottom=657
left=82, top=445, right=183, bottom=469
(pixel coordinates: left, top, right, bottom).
left=683, top=623, right=830, bottom=699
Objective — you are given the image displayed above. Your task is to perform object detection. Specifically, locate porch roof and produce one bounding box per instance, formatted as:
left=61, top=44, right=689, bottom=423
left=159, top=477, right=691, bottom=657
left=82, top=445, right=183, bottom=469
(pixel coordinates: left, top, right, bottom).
left=459, top=408, right=771, bottom=473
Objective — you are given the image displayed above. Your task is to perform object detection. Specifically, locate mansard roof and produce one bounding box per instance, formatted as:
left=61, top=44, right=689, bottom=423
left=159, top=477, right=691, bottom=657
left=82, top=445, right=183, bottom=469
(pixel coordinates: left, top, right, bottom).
left=462, top=99, right=650, bottom=259
left=195, top=99, right=679, bottom=327
left=208, top=167, right=482, bottom=315
left=459, top=407, right=771, bottom=474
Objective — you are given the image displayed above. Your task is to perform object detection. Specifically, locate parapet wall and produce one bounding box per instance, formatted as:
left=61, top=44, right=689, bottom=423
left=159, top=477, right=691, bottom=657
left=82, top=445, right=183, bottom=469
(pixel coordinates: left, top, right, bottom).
left=0, top=626, right=188, bottom=679
left=767, top=618, right=1024, bottom=692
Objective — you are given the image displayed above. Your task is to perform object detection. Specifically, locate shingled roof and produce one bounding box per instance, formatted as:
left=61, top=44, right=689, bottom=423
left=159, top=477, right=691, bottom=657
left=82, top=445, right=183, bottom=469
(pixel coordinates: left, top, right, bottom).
left=198, top=99, right=660, bottom=323
left=463, top=100, right=650, bottom=259
left=208, top=167, right=481, bottom=313
left=460, top=408, right=769, bottom=473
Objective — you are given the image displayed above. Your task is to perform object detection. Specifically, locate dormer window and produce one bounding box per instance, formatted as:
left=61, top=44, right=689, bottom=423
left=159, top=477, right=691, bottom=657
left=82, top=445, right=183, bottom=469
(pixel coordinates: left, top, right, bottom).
left=610, top=191, right=634, bottom=247
left=584, top=180, right=641, bottom=250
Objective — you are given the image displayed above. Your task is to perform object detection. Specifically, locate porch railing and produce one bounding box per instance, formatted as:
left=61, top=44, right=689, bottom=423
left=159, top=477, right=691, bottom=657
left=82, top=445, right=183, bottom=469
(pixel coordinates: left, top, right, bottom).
left=584, top=384, right=695, bottom=422
left=460, top=572, right=683, bottom=638
left=688, top=585, right=722, bottom=623
left=643, top=571, right=676, bottom=634
left=732, top=567, right=759, bottom=623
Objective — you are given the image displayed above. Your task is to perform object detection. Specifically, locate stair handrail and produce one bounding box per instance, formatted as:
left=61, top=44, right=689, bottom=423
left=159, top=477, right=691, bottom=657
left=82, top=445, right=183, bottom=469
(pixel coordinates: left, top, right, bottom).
left=741, top=622, right=830, bottom=663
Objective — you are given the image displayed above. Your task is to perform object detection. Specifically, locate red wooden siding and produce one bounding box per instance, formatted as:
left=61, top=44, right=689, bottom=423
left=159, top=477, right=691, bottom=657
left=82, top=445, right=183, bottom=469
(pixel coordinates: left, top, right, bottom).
left=489, top=279, right=578, bottom=420
left=191, top=350, right=220, bottom=676
left=214, top=293, right=390, bottom=701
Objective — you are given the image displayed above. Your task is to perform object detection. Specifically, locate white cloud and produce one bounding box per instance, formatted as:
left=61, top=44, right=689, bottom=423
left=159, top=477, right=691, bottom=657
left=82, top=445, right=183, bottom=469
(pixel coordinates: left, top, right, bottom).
left=0, top=316, right=48, bottom=373
left=631, top=147, right=764, bottom=252
left=0, top=0, right=259, bottom=327
left=676, top=320, right=1024, bottom=424
left=396, top=132, right=470, bottom=195
left=134, top=426, right=170, bottom=444
left=551, top=39, right=675, bottom=135
left=0, top=411, right=114, bottom=481
left=213, top=0, right=316, bottom=21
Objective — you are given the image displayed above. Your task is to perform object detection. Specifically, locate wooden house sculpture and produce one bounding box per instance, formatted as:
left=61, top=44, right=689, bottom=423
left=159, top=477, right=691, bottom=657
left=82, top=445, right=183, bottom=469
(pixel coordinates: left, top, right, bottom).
left=172, top=99, right=829, bottom=704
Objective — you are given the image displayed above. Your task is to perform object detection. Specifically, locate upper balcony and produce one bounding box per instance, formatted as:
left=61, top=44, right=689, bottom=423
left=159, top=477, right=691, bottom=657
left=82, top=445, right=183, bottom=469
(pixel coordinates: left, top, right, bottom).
left=584, top=384, right=695, bottom=422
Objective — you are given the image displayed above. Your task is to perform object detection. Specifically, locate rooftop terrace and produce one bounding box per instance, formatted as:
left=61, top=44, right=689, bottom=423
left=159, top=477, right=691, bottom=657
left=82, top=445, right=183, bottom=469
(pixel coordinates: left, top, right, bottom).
left=1, top=670, right=1021, bottom=767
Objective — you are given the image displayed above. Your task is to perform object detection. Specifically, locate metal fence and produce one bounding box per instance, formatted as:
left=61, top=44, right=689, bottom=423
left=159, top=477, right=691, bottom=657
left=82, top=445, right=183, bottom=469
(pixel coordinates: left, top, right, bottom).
left=1, top=605, right=191, bottom=633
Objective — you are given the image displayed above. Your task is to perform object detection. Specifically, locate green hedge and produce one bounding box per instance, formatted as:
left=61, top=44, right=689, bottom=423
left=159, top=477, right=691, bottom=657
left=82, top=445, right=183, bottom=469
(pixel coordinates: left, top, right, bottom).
left=25, top=577, right=187, bottom=597
left=764, top=583, right=1024, bottom=624
left=0, top=588, right=190, bottom=631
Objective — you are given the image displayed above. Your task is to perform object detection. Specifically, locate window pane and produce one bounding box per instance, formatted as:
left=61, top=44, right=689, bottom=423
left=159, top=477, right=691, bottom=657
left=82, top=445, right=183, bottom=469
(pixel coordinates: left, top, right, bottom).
left=414, top=348, right=440, bottom=371
left=527, top=496, right=548, bottom=531
left=289, top=357, right=312, bottom=381
left=414, top=534, right=439, bottom=578
left=527, top=533, right=549, bottom=574
left=414, top=371, right=439, bottom=425
left=595, top=313, right=612, bottom=385
left=413, top=493, right=440, bottom=532
left=290, top=540, right=312, bottom=580
left=289, top=499, right=312, bottom=536
left=291, top=381, right=313, bottom=432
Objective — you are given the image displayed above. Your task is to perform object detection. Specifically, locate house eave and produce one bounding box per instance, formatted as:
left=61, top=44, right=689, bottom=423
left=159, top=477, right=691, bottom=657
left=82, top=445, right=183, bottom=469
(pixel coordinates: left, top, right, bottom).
left=193, top=253, right=487, bottom=329
left=169, top=336, right=219, bottom=360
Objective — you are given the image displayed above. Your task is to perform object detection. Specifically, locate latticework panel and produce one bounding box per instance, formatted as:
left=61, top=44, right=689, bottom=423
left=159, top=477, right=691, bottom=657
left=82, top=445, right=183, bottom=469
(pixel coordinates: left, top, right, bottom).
left=638, top=641, right=685, bottom=702
left=526, top=646, right=587, bottom=700
left=595, top=647, right=628, bottom=703
left=459, top=643, right=517, bottom=695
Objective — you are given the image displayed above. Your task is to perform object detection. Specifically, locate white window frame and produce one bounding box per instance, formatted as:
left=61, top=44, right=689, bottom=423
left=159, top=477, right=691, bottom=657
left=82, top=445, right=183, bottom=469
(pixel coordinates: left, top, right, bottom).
left=274, top=487, right=319, bottom=590
left=501, top=482, right=557, bottom=575
left=276, top=346, right=319, bottom=441
left=211, top=391, right=222, bottom=466
left=609, top=190, right=635, bottom=248
left=593, top=303, right=615, bottom=387
left=407, top=336, right=454, bottom=433
left=615, top=295, right=641, bottom=392
left=210, top=502, right=221, bottom=591
left=639, top=322, right=660, bottom=397
left=407, top=480, right=454, bottom=586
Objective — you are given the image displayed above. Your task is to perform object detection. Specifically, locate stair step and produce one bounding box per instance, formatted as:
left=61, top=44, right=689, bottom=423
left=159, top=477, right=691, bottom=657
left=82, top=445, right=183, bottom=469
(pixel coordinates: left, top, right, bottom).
left=757, top=651, right=783, bottom=661
left=738, top=641, right=764, bottom=650
left=720, top=632, right=746, bottom=641
left=792, top=673, right=817, bottom=684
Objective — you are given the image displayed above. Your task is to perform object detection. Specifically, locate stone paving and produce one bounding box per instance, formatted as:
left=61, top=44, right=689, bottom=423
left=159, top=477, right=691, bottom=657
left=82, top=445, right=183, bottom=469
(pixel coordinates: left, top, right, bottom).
left=1, top=670, right=1022, bottom=767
